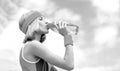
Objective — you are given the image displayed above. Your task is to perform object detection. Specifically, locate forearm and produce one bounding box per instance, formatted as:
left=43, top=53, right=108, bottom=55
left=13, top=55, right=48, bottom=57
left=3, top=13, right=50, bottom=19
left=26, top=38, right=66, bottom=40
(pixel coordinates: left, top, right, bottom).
left=64, top=45, right=74, bottom=68
left=55, top=21, right=74, bottom=70
left=63, top=35, right=74, bottom=69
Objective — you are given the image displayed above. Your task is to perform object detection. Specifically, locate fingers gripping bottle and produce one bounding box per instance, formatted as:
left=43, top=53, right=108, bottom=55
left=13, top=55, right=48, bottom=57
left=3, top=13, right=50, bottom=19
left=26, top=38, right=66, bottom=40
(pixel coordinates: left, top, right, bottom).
left=47, top=22, right=79, bottom=35
left=47, top=21, right=79, bottom=35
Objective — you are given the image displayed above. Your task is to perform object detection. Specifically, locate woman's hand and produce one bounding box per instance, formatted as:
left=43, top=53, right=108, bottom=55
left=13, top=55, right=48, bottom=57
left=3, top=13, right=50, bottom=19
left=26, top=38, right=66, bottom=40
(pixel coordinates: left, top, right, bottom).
left=55, top=21, right=69, bottom=36
left=55, top=20, right=73, bottom=47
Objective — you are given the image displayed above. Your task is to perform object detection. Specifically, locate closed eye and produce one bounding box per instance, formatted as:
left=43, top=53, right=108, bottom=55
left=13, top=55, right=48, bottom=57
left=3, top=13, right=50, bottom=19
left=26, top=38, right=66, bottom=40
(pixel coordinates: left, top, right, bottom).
left=39, top=17, right=43, bottom=21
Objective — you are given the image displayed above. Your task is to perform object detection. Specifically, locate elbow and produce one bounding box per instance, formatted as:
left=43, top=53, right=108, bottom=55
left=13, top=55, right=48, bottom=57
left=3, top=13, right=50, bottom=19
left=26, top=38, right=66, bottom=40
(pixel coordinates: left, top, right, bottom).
left=67, top=66, right=74, bottom=70
left=69, top=64, right=74, bottom=70
left=65, top=64, right=74, bottom=70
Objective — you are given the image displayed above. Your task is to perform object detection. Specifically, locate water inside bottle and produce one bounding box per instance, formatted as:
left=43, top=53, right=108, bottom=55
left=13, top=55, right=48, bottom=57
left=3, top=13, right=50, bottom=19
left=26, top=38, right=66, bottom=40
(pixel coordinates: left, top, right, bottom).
left=67, top=24, right=79, bottom=35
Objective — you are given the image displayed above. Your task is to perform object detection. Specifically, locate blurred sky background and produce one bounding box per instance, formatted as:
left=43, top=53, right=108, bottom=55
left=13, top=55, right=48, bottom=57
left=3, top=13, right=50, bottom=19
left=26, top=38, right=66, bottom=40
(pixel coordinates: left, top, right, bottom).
left=0, top=0, right=120, bottom=71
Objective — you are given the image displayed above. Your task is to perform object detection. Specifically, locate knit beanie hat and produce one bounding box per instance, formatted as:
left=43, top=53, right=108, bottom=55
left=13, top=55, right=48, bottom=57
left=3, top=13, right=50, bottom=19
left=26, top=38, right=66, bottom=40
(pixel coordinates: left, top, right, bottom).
left=19, top=11, right=43, bottom=34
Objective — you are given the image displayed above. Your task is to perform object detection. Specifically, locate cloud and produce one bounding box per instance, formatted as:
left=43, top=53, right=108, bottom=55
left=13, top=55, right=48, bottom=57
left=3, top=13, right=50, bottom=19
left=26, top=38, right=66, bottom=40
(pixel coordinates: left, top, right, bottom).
left=91, top=0, right=120, bottom=25
left=53, top=8, right=81, bottom=22
left=19, top=0, right=58, bottom=16
left=92, top=0, right=119, bottom=13
left=75, top=0, right=120, bottom=71
left=21, top=0, right=48, bottom=10
left=90, top=0, right=120, bottom=47
left=94, top=25, right=118, bottom=46
left=76, top=66, right=119, bottom=71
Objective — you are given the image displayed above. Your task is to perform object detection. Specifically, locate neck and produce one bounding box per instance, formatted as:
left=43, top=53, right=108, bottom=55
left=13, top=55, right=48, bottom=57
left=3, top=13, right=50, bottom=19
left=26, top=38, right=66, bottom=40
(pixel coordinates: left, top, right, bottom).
left=34, top=34, right=41, bottom=41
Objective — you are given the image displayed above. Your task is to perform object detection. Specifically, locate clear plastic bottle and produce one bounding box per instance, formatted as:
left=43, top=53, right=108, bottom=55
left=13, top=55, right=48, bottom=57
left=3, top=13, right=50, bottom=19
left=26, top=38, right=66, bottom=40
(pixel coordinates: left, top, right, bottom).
left=47, top=22, right=79, bottom=35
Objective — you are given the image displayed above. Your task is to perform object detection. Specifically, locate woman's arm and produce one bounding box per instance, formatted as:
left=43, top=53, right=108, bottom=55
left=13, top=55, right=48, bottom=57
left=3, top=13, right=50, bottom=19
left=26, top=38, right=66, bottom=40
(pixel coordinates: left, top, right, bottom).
left=51, top=65, right=58, bottom=71
left=28, top=40, right=74, bottom=70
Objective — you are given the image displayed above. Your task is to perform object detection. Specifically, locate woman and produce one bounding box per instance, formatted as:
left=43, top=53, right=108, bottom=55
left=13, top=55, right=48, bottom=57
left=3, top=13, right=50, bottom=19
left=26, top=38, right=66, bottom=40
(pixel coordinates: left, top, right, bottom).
left=19, top=11, right=74, bottom=71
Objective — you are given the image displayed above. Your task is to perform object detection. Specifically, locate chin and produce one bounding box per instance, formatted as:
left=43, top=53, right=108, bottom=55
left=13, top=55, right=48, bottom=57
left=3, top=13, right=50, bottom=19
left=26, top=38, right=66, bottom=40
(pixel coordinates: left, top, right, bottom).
left=44, top=30, right=49, bottom=34
left=46, top=31, right=49, bottom=34
left=40, top=30, right=49, bottom=34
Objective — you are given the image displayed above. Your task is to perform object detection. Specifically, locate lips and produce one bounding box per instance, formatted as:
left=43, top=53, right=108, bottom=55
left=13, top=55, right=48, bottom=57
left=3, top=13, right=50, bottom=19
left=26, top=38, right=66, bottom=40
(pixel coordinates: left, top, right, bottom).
left=46, top=26, right=49, bottom=30
left=47, top=23, right=56, bottom=29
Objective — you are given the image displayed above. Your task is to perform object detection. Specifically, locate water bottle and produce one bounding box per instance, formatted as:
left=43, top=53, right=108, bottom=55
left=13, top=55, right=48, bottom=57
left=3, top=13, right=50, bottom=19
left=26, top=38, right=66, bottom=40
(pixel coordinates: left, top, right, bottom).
left=47, top=21, right=79, bottom=35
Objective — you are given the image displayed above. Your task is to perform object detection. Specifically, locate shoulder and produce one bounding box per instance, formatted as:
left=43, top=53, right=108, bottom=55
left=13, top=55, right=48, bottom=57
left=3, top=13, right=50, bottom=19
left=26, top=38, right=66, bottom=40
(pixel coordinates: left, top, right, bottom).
left=25, top=40, right=41, bottom=47
left=25, top=40, right=47, bottom=55
left=24, top=40, right=42, bottom=53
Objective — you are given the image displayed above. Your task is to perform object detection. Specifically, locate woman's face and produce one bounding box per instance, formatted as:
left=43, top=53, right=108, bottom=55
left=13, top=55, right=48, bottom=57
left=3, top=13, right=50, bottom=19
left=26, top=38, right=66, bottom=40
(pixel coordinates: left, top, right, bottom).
left=36, top=16, right=49, bottom=34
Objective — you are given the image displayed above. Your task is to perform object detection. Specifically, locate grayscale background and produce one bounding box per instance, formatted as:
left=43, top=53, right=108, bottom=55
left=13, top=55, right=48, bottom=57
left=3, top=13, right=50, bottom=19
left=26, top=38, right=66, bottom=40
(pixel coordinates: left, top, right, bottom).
left=0, top=0, right=120, bottom=71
